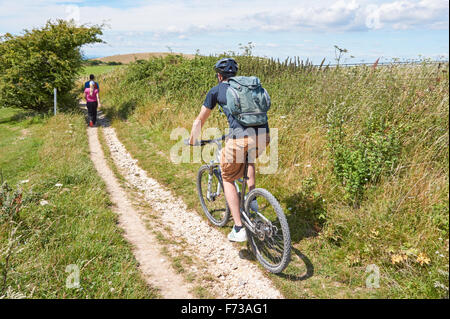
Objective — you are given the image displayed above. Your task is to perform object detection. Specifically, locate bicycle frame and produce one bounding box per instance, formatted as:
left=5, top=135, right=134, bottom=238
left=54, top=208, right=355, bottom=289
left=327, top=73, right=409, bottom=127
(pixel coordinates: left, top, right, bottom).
left=200, top=136, right=268, bottom=235
left=195, top=135, right=291, bottom=273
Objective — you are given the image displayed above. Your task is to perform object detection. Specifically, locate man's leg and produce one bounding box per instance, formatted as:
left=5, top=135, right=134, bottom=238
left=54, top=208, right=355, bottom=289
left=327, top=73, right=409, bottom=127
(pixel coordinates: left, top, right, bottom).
left=223, top=163, right=255, bottom=226
left=246, top=133, right=270, bottom=192
left=247, top=163, right=256, bottom=191
left=223, top=180, right=242, bottom=226
left=221, top=137, right=248, bottom=241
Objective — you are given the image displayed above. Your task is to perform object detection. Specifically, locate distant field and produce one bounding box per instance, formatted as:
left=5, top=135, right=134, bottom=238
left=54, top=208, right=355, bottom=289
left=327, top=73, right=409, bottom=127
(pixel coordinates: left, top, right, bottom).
left=79, top=65, right=123, bottom=78
left=93, top=52, right=195, bottom=64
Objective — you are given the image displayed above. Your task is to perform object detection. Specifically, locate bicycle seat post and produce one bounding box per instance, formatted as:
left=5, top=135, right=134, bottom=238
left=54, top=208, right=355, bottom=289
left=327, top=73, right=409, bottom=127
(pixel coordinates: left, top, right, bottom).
left=239, top=153, right=249, bottom=212
left=243, top=152, right=249, bottom=181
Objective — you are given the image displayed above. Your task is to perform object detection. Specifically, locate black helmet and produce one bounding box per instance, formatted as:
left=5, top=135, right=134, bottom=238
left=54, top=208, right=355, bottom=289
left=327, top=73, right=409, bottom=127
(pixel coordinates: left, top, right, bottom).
left=214, top=58, right=238, bottom=78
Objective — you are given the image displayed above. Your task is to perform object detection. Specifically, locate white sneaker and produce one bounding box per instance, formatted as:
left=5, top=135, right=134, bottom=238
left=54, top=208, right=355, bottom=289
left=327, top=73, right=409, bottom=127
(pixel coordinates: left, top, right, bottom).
left=227, top=227, right=247, bottom=242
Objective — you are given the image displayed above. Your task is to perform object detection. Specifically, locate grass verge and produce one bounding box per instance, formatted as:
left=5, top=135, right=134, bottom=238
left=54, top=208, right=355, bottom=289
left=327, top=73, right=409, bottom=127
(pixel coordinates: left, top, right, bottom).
left=0, top=107, right=158, bottom=298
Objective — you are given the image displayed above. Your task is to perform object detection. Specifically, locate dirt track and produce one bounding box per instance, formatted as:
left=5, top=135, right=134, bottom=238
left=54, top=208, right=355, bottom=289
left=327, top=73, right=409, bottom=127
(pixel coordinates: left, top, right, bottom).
left=88, top=111, right=282, bottom=298
left=88, top=115, right=194, bottom=298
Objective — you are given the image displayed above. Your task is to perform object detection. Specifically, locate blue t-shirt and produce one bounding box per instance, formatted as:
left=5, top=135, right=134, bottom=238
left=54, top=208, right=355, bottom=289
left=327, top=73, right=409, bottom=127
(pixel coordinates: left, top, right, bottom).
left=85, top=81, right=100, bottom=91
left=203, top=82, right=269, bottom=137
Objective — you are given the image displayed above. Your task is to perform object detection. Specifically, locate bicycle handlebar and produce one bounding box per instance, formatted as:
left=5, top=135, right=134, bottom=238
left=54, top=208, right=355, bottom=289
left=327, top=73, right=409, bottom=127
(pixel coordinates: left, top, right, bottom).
left=184, top=134, right=228, bottom=147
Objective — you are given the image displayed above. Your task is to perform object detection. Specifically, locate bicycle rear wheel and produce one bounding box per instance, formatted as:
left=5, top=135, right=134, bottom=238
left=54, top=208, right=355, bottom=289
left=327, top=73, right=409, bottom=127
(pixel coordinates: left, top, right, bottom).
left=244, top=188, right=291, bottom=273
left=197, top=164, right=230, bottom=227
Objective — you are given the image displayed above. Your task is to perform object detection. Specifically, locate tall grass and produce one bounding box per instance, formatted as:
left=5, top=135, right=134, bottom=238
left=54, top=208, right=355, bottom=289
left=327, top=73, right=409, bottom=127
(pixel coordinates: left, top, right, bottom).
left=99, top=54, right=449, bottom=298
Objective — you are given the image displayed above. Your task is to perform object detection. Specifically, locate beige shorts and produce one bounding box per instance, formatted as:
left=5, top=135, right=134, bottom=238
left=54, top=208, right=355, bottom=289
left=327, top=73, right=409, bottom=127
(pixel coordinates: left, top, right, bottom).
left=220, top=134, right=270, bottom=183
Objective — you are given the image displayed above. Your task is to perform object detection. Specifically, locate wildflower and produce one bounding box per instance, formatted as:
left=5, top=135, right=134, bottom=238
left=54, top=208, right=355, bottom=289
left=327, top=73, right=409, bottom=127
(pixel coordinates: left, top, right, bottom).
left=438, top=269, right=449, bottom=277
left=391, top=254, right=406, bottom=264
left=434, top=281, right=449, bottom=291
left=416, top=252, right=430, bottom=266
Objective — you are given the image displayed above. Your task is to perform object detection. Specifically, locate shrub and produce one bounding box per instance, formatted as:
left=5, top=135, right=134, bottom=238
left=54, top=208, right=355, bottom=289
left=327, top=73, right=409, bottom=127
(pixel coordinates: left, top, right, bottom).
left=0, top=20, right=103, bottom=112
left=107, top=61, right=122, bottom=66
left=327, top=102, right=401, bottom=205
left=84, top=59, right=103, bottom=66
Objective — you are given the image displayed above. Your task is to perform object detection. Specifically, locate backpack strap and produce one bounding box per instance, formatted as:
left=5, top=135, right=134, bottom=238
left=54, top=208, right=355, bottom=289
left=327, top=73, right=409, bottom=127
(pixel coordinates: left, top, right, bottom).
left=263, top=88, right=271, bottom=108
left=217, top=103, right=225, bottom=115
left=228, top=87, right=241, bottom=108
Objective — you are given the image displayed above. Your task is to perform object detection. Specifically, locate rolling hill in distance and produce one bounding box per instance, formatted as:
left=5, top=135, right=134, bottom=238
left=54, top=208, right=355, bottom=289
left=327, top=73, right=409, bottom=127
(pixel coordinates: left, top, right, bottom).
left=92, top=52, right=195, bottom=64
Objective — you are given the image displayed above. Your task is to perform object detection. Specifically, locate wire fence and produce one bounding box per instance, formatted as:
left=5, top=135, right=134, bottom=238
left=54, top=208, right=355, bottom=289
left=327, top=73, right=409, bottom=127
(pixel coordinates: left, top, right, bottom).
left=263, top=56, right=449, bottom=70
left=316, top=59, right=449, bottom=68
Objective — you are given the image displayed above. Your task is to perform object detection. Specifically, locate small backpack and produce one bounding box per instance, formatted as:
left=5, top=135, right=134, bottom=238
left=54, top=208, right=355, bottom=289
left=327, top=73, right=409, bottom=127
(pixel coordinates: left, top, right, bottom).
left=225, top=76, right=271, bottom=127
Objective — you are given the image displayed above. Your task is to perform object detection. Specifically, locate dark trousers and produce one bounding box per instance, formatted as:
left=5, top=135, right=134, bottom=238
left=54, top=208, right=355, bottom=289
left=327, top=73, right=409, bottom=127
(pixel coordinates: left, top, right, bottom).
left=86, top=101, right=98, bottom=124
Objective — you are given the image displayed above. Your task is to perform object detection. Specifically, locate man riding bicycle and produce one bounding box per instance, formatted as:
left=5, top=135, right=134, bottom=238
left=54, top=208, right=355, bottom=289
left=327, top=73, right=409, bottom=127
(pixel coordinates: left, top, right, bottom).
left=188, top=58, right=270, bottom=242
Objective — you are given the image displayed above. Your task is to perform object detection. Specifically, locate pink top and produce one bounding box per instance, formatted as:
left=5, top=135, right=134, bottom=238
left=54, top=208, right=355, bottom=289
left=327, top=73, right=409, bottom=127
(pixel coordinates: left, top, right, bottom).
left=85, top=88, right=99, bottom=102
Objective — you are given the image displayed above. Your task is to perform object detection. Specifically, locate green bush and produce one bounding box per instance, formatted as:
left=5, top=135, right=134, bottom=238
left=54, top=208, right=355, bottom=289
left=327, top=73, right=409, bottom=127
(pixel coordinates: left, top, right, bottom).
left=106, top=61, right=122, bottom=66
left=327, top=102, right=401, bottom=205
left=0, top=20, right=103, bottom=112
left=83, top=59, right=103, bottom=66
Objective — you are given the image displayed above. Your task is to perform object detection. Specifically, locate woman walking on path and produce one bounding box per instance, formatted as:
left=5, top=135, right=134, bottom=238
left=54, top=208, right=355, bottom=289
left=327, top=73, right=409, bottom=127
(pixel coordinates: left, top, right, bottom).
left=85, top=81, right=101, bottom=127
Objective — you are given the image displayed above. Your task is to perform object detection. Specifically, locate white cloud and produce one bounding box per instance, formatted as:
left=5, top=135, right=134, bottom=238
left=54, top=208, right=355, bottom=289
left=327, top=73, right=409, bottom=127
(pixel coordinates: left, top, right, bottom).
left=365, top=0, right=449, bottom=30
left=1, top=0, right=447, bottom=60
left=242, top=0, right=448, bottom=32
left=0, top=0, right=447, bottom=36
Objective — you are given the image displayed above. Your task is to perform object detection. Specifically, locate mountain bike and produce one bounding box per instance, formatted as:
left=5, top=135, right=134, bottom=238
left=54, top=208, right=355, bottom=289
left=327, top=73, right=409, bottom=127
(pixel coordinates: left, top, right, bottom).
left=187, top=135, right=291, bottom=273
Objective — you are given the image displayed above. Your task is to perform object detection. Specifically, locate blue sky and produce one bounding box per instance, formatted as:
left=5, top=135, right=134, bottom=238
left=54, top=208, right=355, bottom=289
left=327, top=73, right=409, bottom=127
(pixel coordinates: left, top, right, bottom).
left=0, top=0, right=448, bottom=64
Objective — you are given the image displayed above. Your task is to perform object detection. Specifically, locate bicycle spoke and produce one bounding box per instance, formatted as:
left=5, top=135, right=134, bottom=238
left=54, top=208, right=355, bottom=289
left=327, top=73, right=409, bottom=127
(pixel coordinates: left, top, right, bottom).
left=246, top=189, right=291, bottom=273
left=256, top=240, right=282, bottom=264
left=197, top=166, right=229, bottom=226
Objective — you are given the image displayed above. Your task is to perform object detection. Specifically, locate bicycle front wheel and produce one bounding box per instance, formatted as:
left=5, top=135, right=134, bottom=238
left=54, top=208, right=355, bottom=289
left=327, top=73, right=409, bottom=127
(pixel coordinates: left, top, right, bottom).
left=244, top=188, right=291, bottom=273
left=197, top=164, right=230, bottom=227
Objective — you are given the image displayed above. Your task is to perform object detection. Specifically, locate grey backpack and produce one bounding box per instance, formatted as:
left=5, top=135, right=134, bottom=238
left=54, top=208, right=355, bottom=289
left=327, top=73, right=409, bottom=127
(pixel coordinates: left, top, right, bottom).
left=225, top=76, right=271, bottom=127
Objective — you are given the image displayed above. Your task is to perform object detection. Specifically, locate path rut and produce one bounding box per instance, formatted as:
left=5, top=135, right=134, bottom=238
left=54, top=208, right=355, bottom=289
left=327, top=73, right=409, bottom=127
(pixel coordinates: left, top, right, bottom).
left=88, top=118, right=194, bottom=298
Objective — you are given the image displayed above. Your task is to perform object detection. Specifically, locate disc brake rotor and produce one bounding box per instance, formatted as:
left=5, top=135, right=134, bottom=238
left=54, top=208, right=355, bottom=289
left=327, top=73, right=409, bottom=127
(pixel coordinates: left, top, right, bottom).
left=255, top=220, right=277, bottom=241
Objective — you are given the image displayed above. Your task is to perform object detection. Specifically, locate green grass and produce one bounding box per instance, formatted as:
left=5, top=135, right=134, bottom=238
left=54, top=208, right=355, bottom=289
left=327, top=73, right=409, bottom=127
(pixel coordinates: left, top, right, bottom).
left=98, top=54, right=449, bottom=299
left=0, top=108, right=158, bottom=298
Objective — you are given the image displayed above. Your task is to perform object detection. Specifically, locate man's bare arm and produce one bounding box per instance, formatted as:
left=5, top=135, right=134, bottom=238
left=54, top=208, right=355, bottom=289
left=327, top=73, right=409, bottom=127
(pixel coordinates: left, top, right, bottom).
left=189, top=106, right=211, bottom=145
